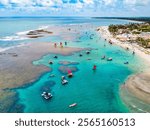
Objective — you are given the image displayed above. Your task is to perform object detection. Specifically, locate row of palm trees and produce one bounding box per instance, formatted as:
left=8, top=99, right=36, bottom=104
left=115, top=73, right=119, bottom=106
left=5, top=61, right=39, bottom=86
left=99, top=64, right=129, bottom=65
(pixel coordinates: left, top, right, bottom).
left=108, top=23, right=150, bottom=48
left=136, top=37, right=150, bottom=48
left=108, top=22, right=150, bottom=35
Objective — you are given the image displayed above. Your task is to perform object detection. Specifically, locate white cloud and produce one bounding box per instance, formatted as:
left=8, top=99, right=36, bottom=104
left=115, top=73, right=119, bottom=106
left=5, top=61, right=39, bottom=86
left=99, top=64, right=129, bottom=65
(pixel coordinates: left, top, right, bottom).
left=73, top=0, right=95, bottom=11
left=124, top=0, right=150, bottom=6
left=0, top=0, right=119, bottom=15
left=0, top=0, right=34, bottom=7
left=103, top=0, right=117, bottom=6
left=62, top=1, right=83, bottom=12
left=12, top=0, right=34, bottom=6
left=36, top=0, right=63, bottom=7
left=76, top=2, right=83, bottom=9
left=0, top=0, right=9, bottom=5
left=0, top=0, right=149, bottom=16
left=83, top=0, right=94, bottom=4
left=0, top=0, right=63, bottom=7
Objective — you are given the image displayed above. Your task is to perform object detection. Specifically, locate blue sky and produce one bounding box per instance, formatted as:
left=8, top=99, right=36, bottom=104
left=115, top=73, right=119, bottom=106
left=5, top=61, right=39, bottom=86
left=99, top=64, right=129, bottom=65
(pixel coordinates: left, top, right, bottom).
left=0, top=0, right=150, bottom=17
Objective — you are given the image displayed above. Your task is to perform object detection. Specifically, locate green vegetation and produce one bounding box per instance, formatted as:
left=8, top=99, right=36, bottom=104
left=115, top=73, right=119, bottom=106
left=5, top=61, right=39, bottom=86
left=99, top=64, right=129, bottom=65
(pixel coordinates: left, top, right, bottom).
left=93, top=17, right=150, bottom=22
left=108, top=22, right=150, bottom=35
left=132, top=31, right=141, bottom=34
left=108, top=25, right=118, bottom=35
left=136, top=37, right=150, bottom=48
left=108, top=22, right=150, bottom=48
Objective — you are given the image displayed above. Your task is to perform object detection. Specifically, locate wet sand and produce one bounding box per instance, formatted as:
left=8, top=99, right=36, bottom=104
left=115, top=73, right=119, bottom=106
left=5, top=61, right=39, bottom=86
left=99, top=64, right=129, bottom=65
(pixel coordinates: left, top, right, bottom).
left=122, top=72, right=150, bottom=104
left=120, top=72, right=150, bottom=112
left=0, top=42, right=86, bottom=89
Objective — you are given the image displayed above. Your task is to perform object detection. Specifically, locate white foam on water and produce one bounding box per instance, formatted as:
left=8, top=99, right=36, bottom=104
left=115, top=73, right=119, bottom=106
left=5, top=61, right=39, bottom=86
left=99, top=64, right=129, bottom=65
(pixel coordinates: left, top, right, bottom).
left=0, top=35, right=29, bottom=41
left=131, top=104, right=148, bottom=113
left=38, top=25, right=49, bottom=30
left=0, top=25, right=51, bottom=52
left=0, top=43, right=26, bottom=52
left=16, top=30, right=31, bottom=35
left=0, top=25, right=50, bottom=42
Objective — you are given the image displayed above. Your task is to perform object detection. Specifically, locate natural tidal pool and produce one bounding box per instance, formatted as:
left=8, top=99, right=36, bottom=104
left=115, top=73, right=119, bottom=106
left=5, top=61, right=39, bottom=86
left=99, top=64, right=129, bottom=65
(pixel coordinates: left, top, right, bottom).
left=15, top=27, right=145, bottom=113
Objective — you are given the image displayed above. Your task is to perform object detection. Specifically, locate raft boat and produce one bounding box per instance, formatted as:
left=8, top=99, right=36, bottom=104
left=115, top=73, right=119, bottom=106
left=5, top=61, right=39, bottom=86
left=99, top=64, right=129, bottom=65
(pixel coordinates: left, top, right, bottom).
left=41, top=92, right=53, bottom=100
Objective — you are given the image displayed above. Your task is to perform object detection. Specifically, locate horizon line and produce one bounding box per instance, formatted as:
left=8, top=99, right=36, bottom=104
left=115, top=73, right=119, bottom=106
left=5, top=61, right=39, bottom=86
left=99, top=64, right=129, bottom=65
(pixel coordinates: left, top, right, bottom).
left=0, top=16, right=150, bottom=18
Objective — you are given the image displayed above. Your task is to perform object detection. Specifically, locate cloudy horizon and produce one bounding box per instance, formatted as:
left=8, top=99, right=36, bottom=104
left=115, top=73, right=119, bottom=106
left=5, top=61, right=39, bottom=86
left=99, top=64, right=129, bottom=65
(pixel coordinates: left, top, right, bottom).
left=0, top=0, right=150, bottom=17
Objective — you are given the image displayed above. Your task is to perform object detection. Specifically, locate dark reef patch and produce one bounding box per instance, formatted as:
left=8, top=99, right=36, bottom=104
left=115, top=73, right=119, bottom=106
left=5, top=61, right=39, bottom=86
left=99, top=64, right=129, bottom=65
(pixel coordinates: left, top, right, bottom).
left=40, top=80, right=56, bottom=92
left=0, top=90, right=24, bottom=113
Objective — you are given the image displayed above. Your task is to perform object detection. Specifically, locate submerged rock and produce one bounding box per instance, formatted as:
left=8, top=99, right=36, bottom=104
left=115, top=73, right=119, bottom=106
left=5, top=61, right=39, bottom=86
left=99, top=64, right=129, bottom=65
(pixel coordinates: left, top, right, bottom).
left=28, top=35, right=43, bottom=39
left=0, top=90, right=24, bottom=113
left=58, top=66, right=78, bottom=74
left=40, top=81, right=56, bottom=92
left=27, top=29, right=53, bottom=36
left=26, top=29, right=53, bottom=39
left=9, top=103, right=25, bottom=113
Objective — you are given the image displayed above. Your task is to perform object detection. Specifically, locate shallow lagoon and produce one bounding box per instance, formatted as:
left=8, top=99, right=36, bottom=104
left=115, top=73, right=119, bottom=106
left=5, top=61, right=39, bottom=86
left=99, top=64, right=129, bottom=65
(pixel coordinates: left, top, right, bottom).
left=16, top=26, right=144, bottom=113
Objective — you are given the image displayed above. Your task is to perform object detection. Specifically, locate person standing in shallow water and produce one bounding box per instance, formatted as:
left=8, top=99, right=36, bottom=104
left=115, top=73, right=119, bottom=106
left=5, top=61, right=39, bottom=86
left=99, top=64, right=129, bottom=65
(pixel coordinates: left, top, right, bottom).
left=93, top=65, right=97, bottom=70
left=65, top=42, right=67, bottom=46
left=60, top=42, right=63, bottom=48
left=54, top=43, right=57, bottom=48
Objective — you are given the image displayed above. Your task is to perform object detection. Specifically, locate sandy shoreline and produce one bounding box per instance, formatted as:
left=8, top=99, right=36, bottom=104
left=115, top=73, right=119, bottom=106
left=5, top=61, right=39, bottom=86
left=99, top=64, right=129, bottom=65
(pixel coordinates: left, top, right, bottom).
left=97, top=26, right=150, bottom=64
left=97, top=26, right=150, bottom=112
left=123, top=73, right=150, bottom=104
left=120, top=73, right=150, bottom=112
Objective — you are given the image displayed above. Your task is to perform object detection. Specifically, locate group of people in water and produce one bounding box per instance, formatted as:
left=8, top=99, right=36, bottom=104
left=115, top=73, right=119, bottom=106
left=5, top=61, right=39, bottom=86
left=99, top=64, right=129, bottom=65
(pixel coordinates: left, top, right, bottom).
left=54, top=42, right=67, bottom=48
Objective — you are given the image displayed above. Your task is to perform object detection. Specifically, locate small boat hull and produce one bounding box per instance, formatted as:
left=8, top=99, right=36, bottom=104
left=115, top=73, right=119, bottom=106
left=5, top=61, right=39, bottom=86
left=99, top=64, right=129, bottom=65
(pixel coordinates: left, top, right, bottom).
left=69, top=103, right=77, bottom=108
left=107, top=58, right=113, bottom=61
left=68, top=73, right=73, bottom=78
left=62, top=80, right=68, bottom=85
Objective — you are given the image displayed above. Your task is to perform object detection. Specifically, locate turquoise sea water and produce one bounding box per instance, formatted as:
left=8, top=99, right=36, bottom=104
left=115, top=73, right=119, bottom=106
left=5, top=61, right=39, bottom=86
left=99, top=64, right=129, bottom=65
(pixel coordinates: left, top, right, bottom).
left=0, top=17, right=135, bottom=47
left=0, top=17, right=146, bottom=112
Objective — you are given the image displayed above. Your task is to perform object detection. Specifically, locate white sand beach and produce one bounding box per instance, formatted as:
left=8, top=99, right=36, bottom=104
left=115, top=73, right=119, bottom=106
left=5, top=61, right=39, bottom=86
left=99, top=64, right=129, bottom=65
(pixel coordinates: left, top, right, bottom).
left=97, top=26, right=150, bottom=112
left=97, top=26, right=150, bottom=64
